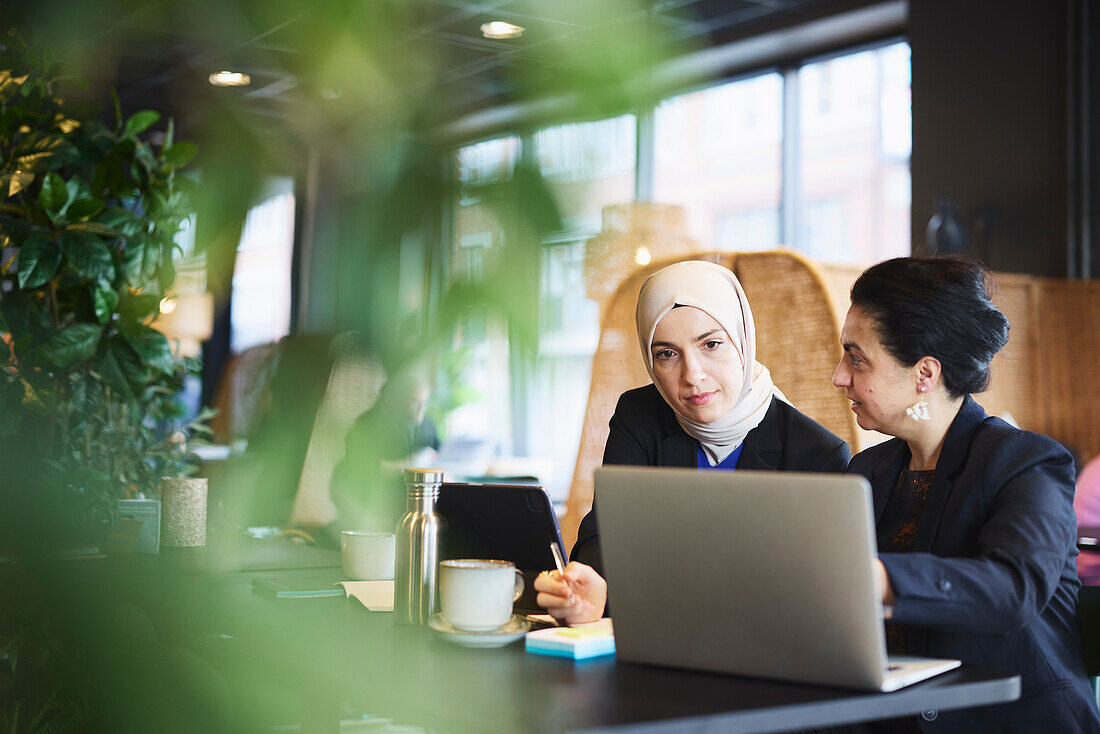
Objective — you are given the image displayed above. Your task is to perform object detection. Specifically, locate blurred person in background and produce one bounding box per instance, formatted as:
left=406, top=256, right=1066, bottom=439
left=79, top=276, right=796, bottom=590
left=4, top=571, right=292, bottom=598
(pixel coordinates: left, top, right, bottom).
left=331, top=366, right=439, bottom=534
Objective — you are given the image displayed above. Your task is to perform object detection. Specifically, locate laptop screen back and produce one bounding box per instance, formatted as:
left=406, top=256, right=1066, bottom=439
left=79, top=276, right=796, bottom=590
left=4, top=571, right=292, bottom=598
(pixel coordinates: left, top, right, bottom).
left=595, top=466, right=889, bottom=690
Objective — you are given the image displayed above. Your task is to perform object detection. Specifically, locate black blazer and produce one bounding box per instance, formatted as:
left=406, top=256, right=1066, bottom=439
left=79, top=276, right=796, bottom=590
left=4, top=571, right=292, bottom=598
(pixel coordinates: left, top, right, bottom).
left=850, top=395, right=1100, bottom=733
left=571, top=384, right=851, bottom=575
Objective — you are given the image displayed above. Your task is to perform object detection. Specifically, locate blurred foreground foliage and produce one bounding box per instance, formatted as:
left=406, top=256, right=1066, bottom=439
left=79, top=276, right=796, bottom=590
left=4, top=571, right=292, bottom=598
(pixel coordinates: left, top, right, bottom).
left=1, top=0, right=672, bottom=730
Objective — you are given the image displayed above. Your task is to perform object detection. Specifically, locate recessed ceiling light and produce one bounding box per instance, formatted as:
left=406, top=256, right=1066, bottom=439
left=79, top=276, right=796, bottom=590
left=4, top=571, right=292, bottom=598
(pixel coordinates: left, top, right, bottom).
left=480, top=21, right=524, bottom=39
left=208, top=71, right=251, bottom=87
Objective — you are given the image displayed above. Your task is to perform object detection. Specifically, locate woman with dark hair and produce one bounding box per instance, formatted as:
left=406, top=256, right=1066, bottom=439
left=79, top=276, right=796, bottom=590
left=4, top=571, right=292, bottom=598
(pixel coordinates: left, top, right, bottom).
left=834, top=256, right=1099, bottom=733
left=535, top=260, right=850, bottom=624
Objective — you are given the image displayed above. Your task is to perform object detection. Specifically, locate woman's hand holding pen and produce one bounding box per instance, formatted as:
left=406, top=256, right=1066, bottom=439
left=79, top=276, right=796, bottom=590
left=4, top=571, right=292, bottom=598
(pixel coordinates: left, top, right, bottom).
left=534, top=561, right=607, bottom=625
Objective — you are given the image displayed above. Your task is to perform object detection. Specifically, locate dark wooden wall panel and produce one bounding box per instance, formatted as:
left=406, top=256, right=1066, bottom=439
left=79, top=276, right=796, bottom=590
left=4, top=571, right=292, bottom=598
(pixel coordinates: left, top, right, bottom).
left=910, top=0, right=1070, bottom=276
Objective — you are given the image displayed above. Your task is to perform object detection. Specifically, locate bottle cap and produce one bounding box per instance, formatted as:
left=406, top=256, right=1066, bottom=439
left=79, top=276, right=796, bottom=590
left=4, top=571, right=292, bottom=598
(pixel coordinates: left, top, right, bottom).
left=403, top=468, right=444, bottom=485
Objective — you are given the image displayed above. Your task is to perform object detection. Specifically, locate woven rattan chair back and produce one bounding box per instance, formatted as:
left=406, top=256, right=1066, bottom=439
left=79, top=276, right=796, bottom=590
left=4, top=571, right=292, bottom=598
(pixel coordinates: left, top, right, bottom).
left=209, top=342, right=280, bottom=445
left=559, top=250, right=860, bottom=553
left=734, top=251, right=860, bottom=450
left=289, top=333, right=387, bottom=528
left=1033, top=278, right=1100, bottom=463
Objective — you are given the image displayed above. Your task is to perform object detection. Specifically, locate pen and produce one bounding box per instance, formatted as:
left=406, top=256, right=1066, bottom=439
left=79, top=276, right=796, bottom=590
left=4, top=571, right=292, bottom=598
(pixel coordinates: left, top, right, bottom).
left=549, top=541, right=575, bottom=606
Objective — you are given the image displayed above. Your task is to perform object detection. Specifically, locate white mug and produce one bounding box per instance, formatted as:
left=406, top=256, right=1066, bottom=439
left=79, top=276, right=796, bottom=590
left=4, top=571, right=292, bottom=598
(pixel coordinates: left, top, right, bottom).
left=341, top=531, right=396, bottom=580
left=439, top=559, right=524, bottom=631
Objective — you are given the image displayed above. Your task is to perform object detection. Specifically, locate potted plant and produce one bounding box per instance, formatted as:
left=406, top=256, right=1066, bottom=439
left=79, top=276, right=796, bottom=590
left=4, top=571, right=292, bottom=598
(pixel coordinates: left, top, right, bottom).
left=0, top=38, right=209, bottom=546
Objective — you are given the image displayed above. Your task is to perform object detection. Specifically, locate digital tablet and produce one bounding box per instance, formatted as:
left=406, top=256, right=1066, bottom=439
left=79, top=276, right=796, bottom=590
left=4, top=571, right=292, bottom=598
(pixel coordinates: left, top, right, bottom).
left=436, top=482, right=565, bottom=613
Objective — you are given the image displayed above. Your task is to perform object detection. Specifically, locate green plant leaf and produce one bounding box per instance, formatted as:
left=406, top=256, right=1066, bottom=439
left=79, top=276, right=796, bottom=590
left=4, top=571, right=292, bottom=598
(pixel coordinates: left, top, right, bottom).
left=20, top=76, right=45, bottom=101
left=16, top=233, right=61, bottom=289
left=122, top=110, right=159, bottom=139
left=121, top=239, right=146, bottom=284
left=7, top=170, right=34, bottom=197
left=60, top=231, right=115, bottom=285
left=20, top=371, right=56, bottom=413
left=118, top=291, right=161, bottom=321
left=62, top=176, right=103, bottom=220
left=99, top=206, right=144, bottom=238
left=41, top=323, right=102, bottom=368
left=157, top=251, right=175, bottom=292
left=93, top=287, right=119, bottom=324
left=98, top=340, right=148, bottom=398
left=143, top=237, right=161, bottom=280
left=55, top=116, right=80, bottom=134
left=134, top=140, right=158, bottom=174
left=66, top=196, right=105, bottom=220
left=121, top=323, right=175, bottom=375
left=14, top=133, right=70, bottom=172
left=163, top=116, right=175, bottom=152
left=0, top=69, right=29, bottom=104
left=160, top=141, right=197, bottom=169
left=96, top=347, right=133, bottom=399
left=38, top=172, right=68, bottom=216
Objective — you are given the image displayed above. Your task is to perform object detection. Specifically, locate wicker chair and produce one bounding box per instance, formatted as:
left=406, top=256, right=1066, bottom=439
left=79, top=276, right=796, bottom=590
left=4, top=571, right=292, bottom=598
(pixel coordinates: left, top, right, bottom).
left=560, top=250, right=860, bottom=553
left=288, top=333, right=387, bottom=528
left=982, top=275, right=1100, bottom=464
left=209, top=342, right=280, bottom=445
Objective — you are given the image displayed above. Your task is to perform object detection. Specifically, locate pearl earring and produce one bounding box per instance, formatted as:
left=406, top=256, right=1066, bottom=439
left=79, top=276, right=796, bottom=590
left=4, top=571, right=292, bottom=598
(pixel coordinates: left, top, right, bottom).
left=906, top=386, right=930, bottom=422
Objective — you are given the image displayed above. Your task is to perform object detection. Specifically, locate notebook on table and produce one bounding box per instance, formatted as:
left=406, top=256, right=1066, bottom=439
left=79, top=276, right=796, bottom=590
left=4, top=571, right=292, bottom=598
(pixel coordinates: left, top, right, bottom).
left=595, top=466, right=960, bottom=692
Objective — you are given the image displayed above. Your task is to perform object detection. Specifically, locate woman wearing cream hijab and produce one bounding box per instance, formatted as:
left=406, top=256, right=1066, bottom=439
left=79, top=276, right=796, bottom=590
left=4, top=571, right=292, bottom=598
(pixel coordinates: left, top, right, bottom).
left=536, top=260, right=850, bottom=624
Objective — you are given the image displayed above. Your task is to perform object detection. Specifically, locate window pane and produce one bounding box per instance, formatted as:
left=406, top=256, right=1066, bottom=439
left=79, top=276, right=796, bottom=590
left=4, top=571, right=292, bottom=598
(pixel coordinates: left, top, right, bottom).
left=457, top=136, right=520, bottom=187
left=446, top=138, right=520, bottom=450
left=798, top=42, right=911, bottom=263
left=454, top=137, right=520, bottom=282
left=535, top=115, right=636, bottom=234
left=530, top=116, right=636, bottom=503
left=654, top=73, right=783, bottom=250
left=230, top=180, right=295, bottom=352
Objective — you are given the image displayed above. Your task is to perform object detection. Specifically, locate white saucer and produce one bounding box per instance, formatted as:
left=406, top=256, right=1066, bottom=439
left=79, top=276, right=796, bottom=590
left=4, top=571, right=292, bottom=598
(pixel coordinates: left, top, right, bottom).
left=428, top=614, right=530, bottom=648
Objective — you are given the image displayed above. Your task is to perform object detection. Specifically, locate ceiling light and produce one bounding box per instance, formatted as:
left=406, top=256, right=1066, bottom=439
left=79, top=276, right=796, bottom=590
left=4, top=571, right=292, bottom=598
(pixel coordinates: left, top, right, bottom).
left=634, top=247, right=652, bottom=266
left=159, top=296, right=177, bottom=315
left=208, top=71, right=251, bottom=87
left=480, top=21, right=524, bottom=39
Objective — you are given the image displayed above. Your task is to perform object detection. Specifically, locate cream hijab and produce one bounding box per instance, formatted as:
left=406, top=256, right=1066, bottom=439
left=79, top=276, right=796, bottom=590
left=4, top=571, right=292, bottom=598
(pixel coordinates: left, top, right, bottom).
left=636, top=260, right=783, bottom=465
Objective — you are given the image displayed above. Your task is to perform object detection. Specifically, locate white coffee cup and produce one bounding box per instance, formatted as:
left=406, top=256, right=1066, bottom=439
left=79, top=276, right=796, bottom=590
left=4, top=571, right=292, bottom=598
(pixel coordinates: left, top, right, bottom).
left=341, top=531, right=396, bottom=580
left=439, top=559, right=525, bottom=631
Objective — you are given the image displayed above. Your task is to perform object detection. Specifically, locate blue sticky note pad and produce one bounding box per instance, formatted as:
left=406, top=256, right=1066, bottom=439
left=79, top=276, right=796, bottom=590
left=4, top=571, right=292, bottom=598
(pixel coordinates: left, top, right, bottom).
left=525, top=625, right=616, bottom=660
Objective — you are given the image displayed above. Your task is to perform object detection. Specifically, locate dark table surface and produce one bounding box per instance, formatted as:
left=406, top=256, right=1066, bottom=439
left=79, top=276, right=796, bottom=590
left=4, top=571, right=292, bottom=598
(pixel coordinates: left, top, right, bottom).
left=26, top=539, right=1020, bottom=734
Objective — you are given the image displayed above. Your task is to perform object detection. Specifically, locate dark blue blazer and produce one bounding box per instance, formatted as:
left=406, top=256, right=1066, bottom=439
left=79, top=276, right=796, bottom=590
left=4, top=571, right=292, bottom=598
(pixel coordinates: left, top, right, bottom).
left=850, top=395, right=1100, bottom=732
left=571, top=384, right=851, bottom=575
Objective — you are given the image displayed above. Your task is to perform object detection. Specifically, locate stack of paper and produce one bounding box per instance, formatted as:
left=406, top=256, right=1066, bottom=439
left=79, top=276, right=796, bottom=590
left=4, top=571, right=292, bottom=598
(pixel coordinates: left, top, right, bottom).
left=338, top=580, right=395, bottom=612
left=525, top=618, right=615, bottom=660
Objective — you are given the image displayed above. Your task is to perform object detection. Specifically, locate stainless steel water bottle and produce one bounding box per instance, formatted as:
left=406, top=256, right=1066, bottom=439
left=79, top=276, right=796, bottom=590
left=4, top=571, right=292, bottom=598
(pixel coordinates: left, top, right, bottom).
left=394, top=468, right=445, bottom=625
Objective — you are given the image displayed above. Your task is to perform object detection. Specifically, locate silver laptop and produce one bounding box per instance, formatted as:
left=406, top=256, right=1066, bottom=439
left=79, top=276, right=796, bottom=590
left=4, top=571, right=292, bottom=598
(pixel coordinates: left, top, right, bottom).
left=595, top=466, right=960, bottom=691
